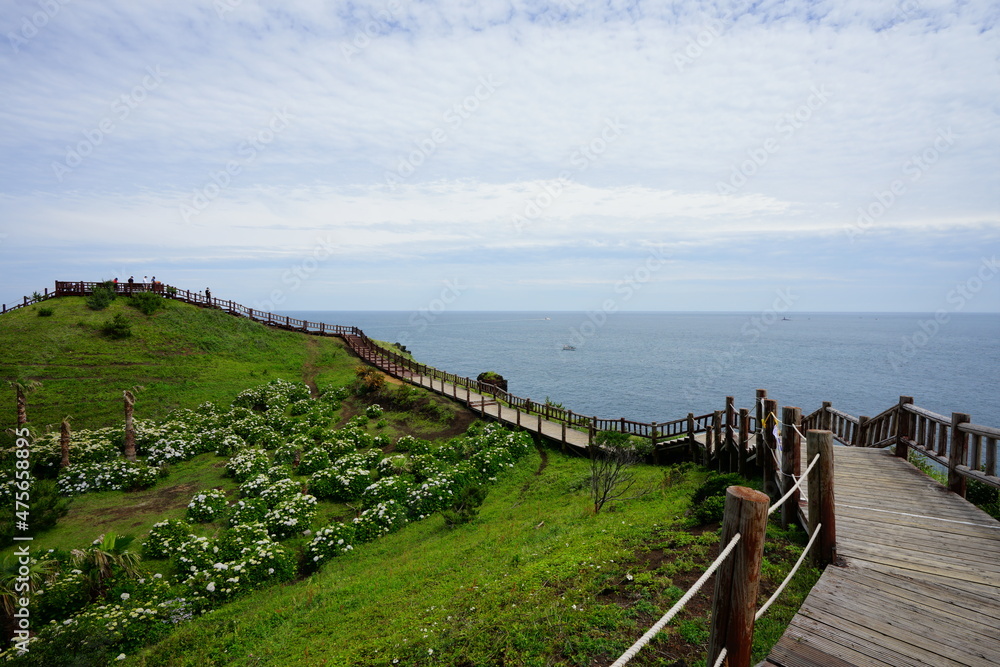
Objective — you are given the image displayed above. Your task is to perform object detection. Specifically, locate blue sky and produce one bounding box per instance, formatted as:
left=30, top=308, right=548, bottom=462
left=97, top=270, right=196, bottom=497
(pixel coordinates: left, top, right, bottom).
left=1, top=0, right=998, bottom=313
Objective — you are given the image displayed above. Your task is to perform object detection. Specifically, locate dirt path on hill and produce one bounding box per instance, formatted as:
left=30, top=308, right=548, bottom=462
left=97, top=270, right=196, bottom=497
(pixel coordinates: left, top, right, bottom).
left=302, top=337, right=321, bottom=397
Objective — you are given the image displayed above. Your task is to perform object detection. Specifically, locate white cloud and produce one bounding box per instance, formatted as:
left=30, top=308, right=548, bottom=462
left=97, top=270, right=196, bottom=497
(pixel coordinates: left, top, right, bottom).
left=0, top=0, right=997, bottom=310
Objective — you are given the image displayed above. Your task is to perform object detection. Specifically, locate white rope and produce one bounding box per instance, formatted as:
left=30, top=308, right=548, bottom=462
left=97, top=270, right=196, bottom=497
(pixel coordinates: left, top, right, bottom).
left=768, top=453, right=820, bottom=516
left=755, top=522, right=822, bottom=621
left=608, top=533, right=743, bottom=667
left=711, top=646, right=728, bottom=667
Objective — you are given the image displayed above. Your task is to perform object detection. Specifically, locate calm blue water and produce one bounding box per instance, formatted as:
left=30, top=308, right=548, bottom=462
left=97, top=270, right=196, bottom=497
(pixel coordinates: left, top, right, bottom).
left=279, top=311, right=999, bottom=427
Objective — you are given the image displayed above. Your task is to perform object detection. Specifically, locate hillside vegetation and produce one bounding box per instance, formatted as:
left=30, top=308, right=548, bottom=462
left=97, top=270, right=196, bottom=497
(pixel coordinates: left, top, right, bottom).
left=0, top=294, right=818, bottom=666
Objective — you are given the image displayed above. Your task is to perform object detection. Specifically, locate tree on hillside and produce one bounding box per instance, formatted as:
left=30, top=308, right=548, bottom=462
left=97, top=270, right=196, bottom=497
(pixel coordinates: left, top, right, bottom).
left=60, top=416, right=71, bottom=468
left=123, top=390, right=136, bottom=461
left=7, top=379, right=41, bottom=427
left=590, top=430, right=653, bottom=513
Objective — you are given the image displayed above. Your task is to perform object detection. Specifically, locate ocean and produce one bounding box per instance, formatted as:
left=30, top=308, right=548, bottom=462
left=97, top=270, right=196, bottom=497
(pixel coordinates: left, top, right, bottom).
left=279, top=311, right=1000, bottom=428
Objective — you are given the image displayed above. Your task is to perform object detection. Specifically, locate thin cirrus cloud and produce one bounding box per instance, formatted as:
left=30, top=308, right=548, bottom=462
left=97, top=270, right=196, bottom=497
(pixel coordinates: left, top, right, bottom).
left=0, top=0, right=997, bottom=312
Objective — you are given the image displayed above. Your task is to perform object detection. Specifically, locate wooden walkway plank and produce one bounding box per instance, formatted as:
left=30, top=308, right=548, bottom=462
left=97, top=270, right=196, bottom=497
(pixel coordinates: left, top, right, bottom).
left=766, top=444, right=1000, bottom=667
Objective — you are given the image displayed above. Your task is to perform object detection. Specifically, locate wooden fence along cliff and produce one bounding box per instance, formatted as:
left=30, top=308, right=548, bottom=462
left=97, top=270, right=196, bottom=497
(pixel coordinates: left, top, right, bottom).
left=5, top=281, right=1000, bottom=666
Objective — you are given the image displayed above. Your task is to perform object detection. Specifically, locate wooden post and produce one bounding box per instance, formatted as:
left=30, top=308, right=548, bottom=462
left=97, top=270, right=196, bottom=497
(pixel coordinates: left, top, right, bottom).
left=821, top=401, right=832, bottom=431
left=650, top=421, right=659, bottom=463
left=589, top=416, right=597, bottom=447
left=707, top=486, right=770, bottom=667
left=856, top=416, right=870, bottom=447
left=705, top=421, right=714, bottom=467
left=780, top=406, right=801, bottom=529
left=726, top=396, right=739, bottom=472
left=807, top=430, right=836, bottom=565
left=895, top=396, right=913, bottom=458
left=948, top=412, right=971, bottom=497
left=714, top=410, right=723, bottom=471
left=762, top=398, right=778, bottom=498
left=738, top=408, right=750, bottom=478
left=754, top=389, right=767, bottom=473
left=687, top=412, right=698, bottom=463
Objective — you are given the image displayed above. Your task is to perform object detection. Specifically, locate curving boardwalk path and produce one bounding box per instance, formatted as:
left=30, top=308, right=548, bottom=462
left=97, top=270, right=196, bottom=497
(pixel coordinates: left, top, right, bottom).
left=764, top=445, right=1000, bottom=667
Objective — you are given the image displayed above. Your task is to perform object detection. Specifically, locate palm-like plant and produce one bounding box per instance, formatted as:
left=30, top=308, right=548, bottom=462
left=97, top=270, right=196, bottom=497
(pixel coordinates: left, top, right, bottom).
left=70, top=533, right=142, bottom=600
left=7, top=379, right=41, bottom=427
left=0, top=553, right=57, bottom=639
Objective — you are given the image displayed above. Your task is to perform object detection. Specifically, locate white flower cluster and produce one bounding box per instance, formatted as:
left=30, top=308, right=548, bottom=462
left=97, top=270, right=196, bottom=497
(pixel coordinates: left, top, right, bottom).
left=226, top=448, right=270, bottom=482
left=56, top=459, right=159, bottom=496
left=263, top=493, right=318, bottom=539
left=186, top=488, right=229, bottom=523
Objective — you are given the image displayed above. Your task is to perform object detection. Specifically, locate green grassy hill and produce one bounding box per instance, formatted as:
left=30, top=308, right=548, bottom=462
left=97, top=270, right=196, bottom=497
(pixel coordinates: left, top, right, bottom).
left=0, top=294, right=817, bottom=667
left=0, top=296, right=355, bottom=431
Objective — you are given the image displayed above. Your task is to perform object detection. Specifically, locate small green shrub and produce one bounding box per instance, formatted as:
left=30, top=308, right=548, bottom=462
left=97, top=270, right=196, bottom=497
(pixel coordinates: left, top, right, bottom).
left=691, top=495, right=726, bottom=524
left=102, top=313, right=132, bottom=339
left=442, top=484, right=488, bottom=527
left=86, top=285, right=117, bottom=310
left=129, top=291, right=165, bottom=316
left=691, top=472, right=745, bottom=506
left=37, top=307, right=55, bottom=317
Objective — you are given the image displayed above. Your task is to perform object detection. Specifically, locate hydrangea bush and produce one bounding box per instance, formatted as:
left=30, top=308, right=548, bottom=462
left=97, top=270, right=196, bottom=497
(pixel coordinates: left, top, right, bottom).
left=264, top=493, right=318, bottom=539
left=57, top=460, right=159, bottom=495
left=305, top=522, right=355, bottom=567
left=144, top=518, right=193, bottom=559
left=226, top=448, right=270, bottom=482
left=186, top=489, right=230, bottom=523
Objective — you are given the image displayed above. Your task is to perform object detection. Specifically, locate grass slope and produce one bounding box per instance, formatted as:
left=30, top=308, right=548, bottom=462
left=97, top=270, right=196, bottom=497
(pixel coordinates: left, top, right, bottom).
left=0, top=295, right=819, bottom=666
left=0, top=296, right=355, bottom=431
left=131, top=454, right=817, bottom=667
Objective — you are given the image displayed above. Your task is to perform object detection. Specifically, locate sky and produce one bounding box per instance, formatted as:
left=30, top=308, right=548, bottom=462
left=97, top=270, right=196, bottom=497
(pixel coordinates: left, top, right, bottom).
left=1, top=0, right=998, bottom=314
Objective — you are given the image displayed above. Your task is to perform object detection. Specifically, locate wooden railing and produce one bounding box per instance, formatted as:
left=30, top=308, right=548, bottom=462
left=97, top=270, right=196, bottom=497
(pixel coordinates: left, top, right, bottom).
left=8, top=281, right=998, bottom=496
left=799, top=395, right=999, bottom=495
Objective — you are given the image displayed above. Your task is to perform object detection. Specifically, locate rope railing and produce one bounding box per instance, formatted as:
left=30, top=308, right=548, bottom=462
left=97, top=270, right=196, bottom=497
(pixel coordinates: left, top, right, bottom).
left=754, top=522, right=822, bottom=621
left=767, top=453, right=819, bottom=516
left=609, top=532, right=743, bottom=667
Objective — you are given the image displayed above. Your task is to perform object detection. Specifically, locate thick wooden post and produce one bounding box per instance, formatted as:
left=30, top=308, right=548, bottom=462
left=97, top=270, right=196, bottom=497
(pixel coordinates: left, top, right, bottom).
left=738, top=408, right=750, bottom=478
left=762, top=398, right=778, bottom=498
left=821, top=401, right=832, bottom=431
left=895, top=396, right=913, bottom=458
left=589, top=416, right=597, bottom=447
left=807, top=430, right=836, bottom=565
left=707, top=486, right=769, bottom=667
left=754, top=389, right=767, bottom=473
left=948, top=412, right=971, bottom=497
left=856, top=416, right=870, bottom=446
left=780, top=406, right=802, bottom=529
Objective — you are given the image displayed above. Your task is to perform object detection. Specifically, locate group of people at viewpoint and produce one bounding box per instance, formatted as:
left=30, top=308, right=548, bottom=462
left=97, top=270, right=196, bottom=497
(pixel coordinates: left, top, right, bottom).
left=112, top=275, right=212, bottom=302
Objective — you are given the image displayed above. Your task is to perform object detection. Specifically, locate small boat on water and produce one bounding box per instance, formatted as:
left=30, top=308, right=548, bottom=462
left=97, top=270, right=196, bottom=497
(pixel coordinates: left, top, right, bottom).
left=562, top=344, right=576, bottom=351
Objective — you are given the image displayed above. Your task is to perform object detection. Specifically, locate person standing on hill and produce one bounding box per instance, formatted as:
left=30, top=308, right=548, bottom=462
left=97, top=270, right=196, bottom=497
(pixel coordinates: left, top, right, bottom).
left=205, top=287, right=212, bottom=303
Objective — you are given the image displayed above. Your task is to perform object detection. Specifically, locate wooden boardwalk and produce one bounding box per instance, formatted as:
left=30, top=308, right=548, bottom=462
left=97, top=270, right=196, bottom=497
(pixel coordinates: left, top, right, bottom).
left=764, top=446, right=1000, bottom=667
